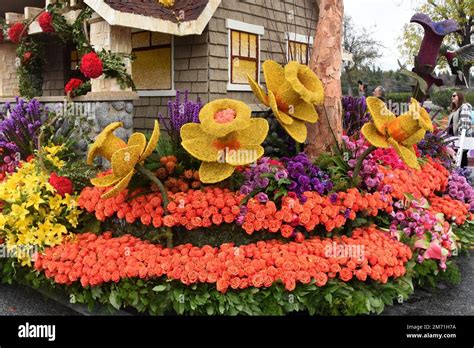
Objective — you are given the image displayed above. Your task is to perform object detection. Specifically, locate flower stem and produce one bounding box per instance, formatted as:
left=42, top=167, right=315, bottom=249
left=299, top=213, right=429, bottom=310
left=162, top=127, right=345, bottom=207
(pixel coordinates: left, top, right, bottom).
left=351, top=145, right=376, bottom=187
left=135, top=164, right=169, bottom=213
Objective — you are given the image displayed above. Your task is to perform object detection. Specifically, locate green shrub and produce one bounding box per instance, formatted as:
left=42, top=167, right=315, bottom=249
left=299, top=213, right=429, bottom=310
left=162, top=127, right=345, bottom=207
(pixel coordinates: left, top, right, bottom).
left=464, top=91, right=474, bottom=105
left=430, top=88, right=456, bottom=109
left=386, top=92, right=412, bottom=104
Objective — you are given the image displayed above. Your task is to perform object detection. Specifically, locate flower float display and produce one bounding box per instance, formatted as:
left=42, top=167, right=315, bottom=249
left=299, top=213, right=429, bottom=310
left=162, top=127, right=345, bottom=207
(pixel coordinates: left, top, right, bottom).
left=361, top=97, right=433, bottom=169
left=89, top=121, right=160, bottom=199
left=180, top=99, right=269, bottom=183
left=248, top=60, right=324, bottom=143
left=80, top=52, right=103, bottom=79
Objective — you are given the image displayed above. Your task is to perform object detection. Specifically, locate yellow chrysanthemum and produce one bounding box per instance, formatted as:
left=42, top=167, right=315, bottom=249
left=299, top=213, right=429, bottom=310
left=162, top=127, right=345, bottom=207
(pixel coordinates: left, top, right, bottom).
left=181, top=99, right=269, bottom=183
left=87, top=122, right=127, bottom=165
left=361, top=97, right=433, bottom=169
left=248, top=60, right=324, bottom=143
left=90, top=120, right=160, bottom=198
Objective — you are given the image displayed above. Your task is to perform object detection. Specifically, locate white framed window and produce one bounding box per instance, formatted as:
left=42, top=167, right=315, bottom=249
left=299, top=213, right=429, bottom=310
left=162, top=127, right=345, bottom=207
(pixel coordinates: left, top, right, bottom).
left=131, top=30, right=176, bottom=97
left=286, top=32, right=313, bottom=65
left=226, top=19, right=264, bottom=91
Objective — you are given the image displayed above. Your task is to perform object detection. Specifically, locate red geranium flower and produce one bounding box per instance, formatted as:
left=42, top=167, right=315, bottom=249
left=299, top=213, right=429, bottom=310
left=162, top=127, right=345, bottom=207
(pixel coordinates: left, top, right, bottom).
left=8, top=22, right=27, bottom=44
left=65, top=78, right=83, bottom=95
left=49, top=172, right=74, bottom=197
left=38, top=12, right=54, bottom=33
left=80, top=52, right=103, bottom=79
left=22, top=51, right=32, bottom=64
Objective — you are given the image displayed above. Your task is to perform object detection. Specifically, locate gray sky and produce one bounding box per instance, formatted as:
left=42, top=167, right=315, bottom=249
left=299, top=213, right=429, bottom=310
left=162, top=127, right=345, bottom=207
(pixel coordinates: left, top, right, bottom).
left=344, top=0, right=424, bottom=71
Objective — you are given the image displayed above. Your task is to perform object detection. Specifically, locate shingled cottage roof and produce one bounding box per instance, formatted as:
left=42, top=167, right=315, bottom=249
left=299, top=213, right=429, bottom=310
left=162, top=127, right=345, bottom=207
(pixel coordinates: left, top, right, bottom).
left=84, top=0, right=221, bottom=35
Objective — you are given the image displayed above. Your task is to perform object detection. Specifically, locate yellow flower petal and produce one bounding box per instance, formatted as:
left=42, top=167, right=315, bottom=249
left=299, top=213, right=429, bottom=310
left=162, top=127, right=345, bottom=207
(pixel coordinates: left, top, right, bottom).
left=90, top=173, right=122, bottom=187
left=262, top=60, right=286, bottom=93
left=280, top=118, right=307, bottom=143
left=284, top=61, right=324, bottom=105
left=290, top=100, right=318, bottom=123
left=181, top=131, right=220, bottom=162
left=181, top=123, right=203, bottom=140
left=102, top=170, right=135, bottom=199
left=401, top=128, right=426, bottom=147
left=199, top=99, right=251, bottom=137
left=87, top=122, right=126, bottom=165
left=225, top=145, right=264, bottom=166
left=268, top=90, right=294, bottom=125
left=361, top=123, right=390, bottom=148
left=199, top=161, right=235, bottom=183
left=235, top=118, right=269, bottom=146
left=110, top=145, right=142, bottom=178
left=407, top=98, right=433, bottom=132
left=127, top=132, right=147, bottom=151
left=366, top=97, right=396, bottom=134
left=248, top=74, right=268, bottom=105
left=388, top=137, right=420, bottom=170
left=140, top=120, right=160, bottom=161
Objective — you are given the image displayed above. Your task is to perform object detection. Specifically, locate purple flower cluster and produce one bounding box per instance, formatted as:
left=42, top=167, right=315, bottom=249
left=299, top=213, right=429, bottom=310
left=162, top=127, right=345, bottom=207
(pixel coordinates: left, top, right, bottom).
left=158, top=90, right=202, bottom=145
left=417, top=127, right=453, bottom=169
left=0, top=97, right=44, bottom=173
left=447, top=172, right=474, bottom=212
left=282, top=153, right=333, bottom=201
left=240, top=157, right=286, bottom=195
left=389, top=199, right=438, bottom=237
left=342, top=96, right=371, bottom=136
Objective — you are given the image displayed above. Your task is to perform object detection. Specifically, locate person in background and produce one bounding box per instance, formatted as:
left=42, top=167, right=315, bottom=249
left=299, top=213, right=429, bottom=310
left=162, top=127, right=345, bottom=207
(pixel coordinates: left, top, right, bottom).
left=373, top=86, right=386, bottom=102
left=447, top=91, right=472, bottom=167
left=358, top=80, right=366, bottom=97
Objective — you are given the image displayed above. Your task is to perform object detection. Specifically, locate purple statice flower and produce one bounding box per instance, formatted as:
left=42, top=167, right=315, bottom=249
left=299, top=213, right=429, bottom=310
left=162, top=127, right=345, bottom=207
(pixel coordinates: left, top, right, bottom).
left=158, top=90, right=203, bottom=146
left=281, top=153, right=333, bottom=200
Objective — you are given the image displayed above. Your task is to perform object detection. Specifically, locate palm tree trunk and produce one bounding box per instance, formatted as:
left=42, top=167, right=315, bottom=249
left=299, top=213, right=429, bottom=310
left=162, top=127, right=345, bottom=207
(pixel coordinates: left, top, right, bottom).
left=305, top=0, right=344, bottom=159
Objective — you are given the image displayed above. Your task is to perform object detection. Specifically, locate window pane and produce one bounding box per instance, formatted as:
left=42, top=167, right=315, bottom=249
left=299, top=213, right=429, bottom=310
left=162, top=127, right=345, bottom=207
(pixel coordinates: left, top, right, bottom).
left=249, top=34, right=257, bottom=58
left=132, top=48, right=172, bottom=90
left=232, top=59, right=257, bottom=84
left=132, top=32, right=150, bottom=49
left=240, top=32, right=249, bottom=57
left=152, top=32, right=171, bottom=46
left=300, top=43, right=308, bottom=64
left=231, top=31, right=240, bottom=56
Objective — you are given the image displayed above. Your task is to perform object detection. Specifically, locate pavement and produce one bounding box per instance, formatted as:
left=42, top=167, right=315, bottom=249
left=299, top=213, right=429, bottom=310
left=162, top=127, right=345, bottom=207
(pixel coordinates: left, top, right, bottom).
left=0, top=251, right=472, bottom=316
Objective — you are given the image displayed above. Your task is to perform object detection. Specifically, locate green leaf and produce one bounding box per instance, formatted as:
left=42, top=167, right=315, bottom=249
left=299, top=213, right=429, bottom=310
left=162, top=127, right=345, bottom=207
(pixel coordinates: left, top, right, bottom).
left=109, top=291, right=121, bottom=310
left=152, top=285, right=167, bottom=292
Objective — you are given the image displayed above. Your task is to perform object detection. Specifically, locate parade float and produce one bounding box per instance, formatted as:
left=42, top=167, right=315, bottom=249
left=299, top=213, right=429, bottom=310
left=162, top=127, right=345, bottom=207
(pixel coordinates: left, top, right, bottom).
left=0, top=1, right=473, bottom=316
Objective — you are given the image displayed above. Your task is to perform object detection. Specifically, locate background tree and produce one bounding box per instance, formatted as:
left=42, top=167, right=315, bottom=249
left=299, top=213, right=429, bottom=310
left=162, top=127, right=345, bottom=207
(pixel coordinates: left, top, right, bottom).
left=398, top=0, right=472, bottom=84
left=306, top=0, right=344, bottom=159
left=342, top=15, right=382, bottom=96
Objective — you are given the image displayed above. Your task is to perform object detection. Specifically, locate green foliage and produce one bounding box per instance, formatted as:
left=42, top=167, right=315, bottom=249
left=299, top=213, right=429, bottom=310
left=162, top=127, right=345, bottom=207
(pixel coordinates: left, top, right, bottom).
left=409, top=259, right=461, bottom=289
left=386, top=92, right=413, bottom=104
left=430, top=88, right=456, bottom=109
left=452, top=220, right=474, bottom=254
left=465, top=91, right=474, bottom=105
left=17, top=37, right=45, bottom=98
left=98, top=49, right=135, bottom=90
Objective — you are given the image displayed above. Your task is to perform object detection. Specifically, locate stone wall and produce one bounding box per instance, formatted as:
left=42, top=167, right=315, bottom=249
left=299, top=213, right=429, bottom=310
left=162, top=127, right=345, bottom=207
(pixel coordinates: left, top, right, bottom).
left=0, top=43, right=20, bottom=97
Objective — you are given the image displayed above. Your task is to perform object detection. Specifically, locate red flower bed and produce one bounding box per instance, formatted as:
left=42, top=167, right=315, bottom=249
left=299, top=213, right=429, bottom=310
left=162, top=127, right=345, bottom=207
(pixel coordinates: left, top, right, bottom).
left=428, top=195, right=469, bottom=225
left=78, top=186, right=392, bottom=237
left=379, top=158, right=449, bottom=200
left=34, top=227, right=412, bottom=292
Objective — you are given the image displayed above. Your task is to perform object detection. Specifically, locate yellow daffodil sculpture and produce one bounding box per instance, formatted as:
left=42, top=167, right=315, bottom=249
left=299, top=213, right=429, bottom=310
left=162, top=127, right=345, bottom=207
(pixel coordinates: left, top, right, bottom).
left=88, top=121, right=160, bottom=199
left=248, top=60, right=324, bottom=143
left=362, top=97, right=434, bottom=169
left=180, top=99, right=269, bottom=183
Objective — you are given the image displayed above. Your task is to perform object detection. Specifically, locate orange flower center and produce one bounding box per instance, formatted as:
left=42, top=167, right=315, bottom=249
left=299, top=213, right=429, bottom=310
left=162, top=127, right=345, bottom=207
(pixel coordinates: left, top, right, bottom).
left=386, top=118, right=410, bottom=142
left=212, top=133, right=241, bottom=151
left=214, top=108, right=236, bottom=124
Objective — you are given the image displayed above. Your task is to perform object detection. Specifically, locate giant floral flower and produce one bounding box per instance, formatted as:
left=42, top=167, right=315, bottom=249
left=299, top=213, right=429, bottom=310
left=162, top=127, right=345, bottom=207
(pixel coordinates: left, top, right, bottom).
left=180, top=99, right=268, bottom=183
left=361, top=97, right=433, bottom=169
left=248, top=60, right=324, bottom=143
left=87, top=122, right=127, bottom=165
left=89, top=121, right=160, bottom=199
